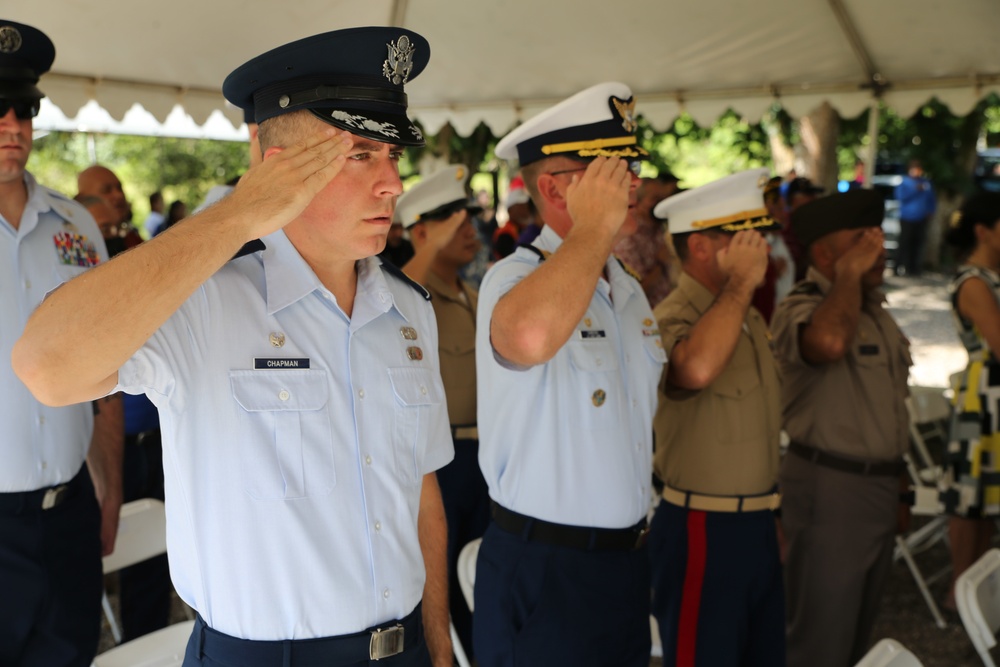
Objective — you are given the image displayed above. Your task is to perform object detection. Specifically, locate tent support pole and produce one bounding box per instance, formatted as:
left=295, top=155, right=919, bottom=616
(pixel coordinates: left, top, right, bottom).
left=864, top=100, right=880, bottom=189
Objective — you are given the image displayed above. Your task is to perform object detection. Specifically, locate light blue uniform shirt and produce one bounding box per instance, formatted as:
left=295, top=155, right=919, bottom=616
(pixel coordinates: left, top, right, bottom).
left=115, top=230, right=453, bottom=640
left=0, top=173, right=107, bottom=492
left=476, top=225, right=665, bottom=529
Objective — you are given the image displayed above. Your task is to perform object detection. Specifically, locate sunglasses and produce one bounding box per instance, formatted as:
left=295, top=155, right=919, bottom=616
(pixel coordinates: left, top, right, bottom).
left=0, top=99, right=40, bottom=120
left=548, top=158, right=643, bottom=177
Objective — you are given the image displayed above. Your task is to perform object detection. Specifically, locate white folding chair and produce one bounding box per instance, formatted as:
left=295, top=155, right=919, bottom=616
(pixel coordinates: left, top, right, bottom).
left=906, top=386, right=951, bottom=485
left=91, top=619, right=194, bottom=667
left=956, top=548, right=1000, bottom=667
left=854, top=638, right=924, bottom=667
left=457, top=537, right=481, bottom=613
left=101, top=498, right=169, bottom=644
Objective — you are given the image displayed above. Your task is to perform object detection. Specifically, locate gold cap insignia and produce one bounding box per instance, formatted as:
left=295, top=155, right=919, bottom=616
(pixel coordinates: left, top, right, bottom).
left=406, top=346, right=424, bottom=361
left=383, top=35, right=415, bottom=85
left=456, top=167, right=465, bottom=180
left=0, top=26, right=23, bottom=54
left=611, top=96, right=637, bottom=133
left=400, top=326, right=418, bottom=341
left=950, top=210, right=963, bottom=228
left=757, top=174, right=770, bottom=189
left=592, top=389, right=607, bottom=407
left=269, top=332, right=285, bottom=348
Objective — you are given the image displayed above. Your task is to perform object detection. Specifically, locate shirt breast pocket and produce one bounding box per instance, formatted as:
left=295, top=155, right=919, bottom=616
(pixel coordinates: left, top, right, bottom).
left=568, top=340, right=621, bottom=432
left=388, top=367, right=445, bottom=486
left=230, top=369, right=335, bottom=500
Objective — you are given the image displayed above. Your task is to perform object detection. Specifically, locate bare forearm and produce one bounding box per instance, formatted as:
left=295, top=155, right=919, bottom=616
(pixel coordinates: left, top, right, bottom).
left=668, top=281, right=753, bottom=389
left=88, top=394, right=124, bottom=498
left=418, top=473, right=451, bottom=667
left=491, top=225, right=616, bottom=366
left=14, top=209, right=249, bottom=405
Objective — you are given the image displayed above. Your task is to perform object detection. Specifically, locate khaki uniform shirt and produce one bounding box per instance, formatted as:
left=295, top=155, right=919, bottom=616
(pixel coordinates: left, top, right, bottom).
left=771, top=267, right=911, bottom=461
left=425, top=272, right=478, bottom=426
left=653, top=272, right=781, bottom=496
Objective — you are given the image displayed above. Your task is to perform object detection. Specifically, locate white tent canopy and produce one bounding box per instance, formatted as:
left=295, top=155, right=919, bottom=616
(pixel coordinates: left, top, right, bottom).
left=8, top=0, right=1000, bottom=135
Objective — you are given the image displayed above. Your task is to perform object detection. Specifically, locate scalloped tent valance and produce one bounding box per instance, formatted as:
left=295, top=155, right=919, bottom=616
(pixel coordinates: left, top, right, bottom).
left=9, top=0, right=1000, bottom=136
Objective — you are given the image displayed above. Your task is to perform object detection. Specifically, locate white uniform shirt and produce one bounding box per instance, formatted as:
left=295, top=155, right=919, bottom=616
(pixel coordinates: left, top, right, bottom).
left=115, top=230, right=453, bottom=640
left=476, top=225, right=665, bottom=529
left=0, top=173, right=107, bottom=492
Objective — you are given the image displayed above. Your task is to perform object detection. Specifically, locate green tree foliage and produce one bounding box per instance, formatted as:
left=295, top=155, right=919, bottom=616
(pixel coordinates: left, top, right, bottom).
left=28, top=131, right=248, bottom=222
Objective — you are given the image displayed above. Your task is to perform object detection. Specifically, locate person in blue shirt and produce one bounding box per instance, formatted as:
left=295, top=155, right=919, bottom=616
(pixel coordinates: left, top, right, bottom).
left=894, top=159, right=937, bottom=276
left=15, top=26, right=454, bottom=667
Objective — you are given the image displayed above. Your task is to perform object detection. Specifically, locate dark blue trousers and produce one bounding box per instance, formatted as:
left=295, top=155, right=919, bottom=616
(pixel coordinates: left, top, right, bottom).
left=649, top=501, right=785, bottom=667
left=119, top=430, right=172, bottom=641
left=183, top=610, right=431, bottom=667
left=473, top=521, right=651, bottom=667
left=434, top=437, right=490, bottom=658
left=0, top=466, right=103, bottom=667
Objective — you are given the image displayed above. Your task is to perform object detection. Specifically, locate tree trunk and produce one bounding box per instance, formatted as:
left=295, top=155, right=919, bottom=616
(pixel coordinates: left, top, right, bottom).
left=799, top=101, right=841, bottom=193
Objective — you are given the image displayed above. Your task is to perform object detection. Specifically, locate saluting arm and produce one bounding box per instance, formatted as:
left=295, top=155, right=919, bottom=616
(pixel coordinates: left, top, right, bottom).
left=491, top=158, right=631, bottom=367
left=667, top=231, right=767, bottom=390
left=799, top=228, right=883, bottom=365
left=13, top=129, right=352, bottom=407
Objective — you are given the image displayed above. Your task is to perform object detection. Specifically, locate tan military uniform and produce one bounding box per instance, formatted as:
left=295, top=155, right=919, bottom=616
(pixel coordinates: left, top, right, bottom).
left=772, top=266, right=911, bottom=667
left=648, top=271, right=786, bottom=667
left=424, top=272, right=477, bottom=426
left=653, top=272, right=781, bottom=497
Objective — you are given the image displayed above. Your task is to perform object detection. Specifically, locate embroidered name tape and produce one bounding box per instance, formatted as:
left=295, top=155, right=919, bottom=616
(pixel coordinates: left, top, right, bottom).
left=254, top=358, right=311, bottom=369
left=580, top=330, right=606, bottom=339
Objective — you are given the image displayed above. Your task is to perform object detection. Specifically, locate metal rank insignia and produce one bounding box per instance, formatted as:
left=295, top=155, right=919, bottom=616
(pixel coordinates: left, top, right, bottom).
left=269, top=332, right=286, bottom=348
left=584, top=318, right=593, bottom=327
left=592, top=389, right=607, bottom=407
left=400, top=326, right=419, bottom=341
left=643, top=318, right=653, bottom=327
left=406, top=346, right=423, bottom=361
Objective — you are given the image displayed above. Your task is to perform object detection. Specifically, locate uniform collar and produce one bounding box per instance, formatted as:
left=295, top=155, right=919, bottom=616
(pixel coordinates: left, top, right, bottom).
left=805, top=265, right=887, bottom=306
left=676, top=271, right=718, bottom=317
left=260, top=231, right=402, bottom=322
left=531, top=224, right=563, bottom=254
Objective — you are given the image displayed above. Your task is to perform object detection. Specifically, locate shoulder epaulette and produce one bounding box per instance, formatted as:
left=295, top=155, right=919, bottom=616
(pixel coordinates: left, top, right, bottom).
left=381, top=260, right=431, bottom=301
left=518, top=244, right=549, bottom=263
left=615, top=257, right=642, bottom=283
left=230, top=239, right=266, bottom=261
left=788, top=281, right=822, bottom=297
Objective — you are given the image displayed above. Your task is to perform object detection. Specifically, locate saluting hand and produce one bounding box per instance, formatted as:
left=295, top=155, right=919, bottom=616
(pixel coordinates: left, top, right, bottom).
left=225, top=128, right=354, bottom=240
left=565, top=156, right=632, bottom=240
left=425, top=211, right=469, bottom=252
left=834, top=228, right=884, bottom=280
left=717, top=230, right=768, bottom=292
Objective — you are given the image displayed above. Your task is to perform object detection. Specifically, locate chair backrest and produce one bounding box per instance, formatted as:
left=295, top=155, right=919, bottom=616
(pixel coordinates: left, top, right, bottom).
left=102, top=498, right=168, bottom=575
left=956, top=548, right=1000, bottom=666
left=907, top=386, right=952, bottom=424
left=92, top=619, right=194, bottom=667
left=854, top=638, right=924, bottom=667
left=457, top=538, right=481, bottom=613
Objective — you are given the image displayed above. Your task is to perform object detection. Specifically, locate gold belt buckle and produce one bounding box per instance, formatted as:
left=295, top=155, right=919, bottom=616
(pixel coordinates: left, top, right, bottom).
left=369, top=623, right=404, bottom=660
left=41, top=485, right=68, bottom=510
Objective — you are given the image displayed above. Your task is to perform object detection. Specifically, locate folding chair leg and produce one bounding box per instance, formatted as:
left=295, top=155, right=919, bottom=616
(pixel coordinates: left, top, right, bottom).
left=101, top=590, right=122, bottom=644
left=895, top=535, right=948, bottom=629
left=451, top=620, right=471, bottom=667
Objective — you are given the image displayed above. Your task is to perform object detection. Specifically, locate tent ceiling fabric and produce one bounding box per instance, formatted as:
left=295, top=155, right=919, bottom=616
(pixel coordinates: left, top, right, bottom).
left=7, top=0, right=1000, bottom=135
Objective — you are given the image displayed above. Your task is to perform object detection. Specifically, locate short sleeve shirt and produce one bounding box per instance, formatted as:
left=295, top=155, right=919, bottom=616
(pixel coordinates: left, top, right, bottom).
left=771, top=267, right=910, bottom=460
left=115, top=230, right=454, bottom=640
left=652, top=272, right=781, bottom=496
left=0, top=172, right=107, bottom=492
left=424, top=272, right=477, bottom=426
left=476, top=225, right=666, bottom=529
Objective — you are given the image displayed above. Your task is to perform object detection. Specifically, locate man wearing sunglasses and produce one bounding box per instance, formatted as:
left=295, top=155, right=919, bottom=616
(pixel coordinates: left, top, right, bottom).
left=474, top=82, right=665, bottom=666
left=0, top=19, right=122, bottom=667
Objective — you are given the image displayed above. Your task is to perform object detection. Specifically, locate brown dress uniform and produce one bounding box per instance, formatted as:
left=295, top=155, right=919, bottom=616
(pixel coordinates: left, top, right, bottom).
left=422, top=271, right=489, bottom=655
left=772, top=267, right=911, bottom=667
left=649, top=271, right=785, bottom=667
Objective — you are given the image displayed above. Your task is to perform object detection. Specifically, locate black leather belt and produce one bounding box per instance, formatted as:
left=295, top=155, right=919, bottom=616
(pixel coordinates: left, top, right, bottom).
left=491, top=502, right=648, bottom=551
left=0, top=466, right=86, bottom=513
left=789, top=441, right=905, bottom=477
left=193, top=604, right=422, bottom=664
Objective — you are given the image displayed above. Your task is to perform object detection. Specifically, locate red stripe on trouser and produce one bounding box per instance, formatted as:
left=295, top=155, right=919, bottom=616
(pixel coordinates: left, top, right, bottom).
left=677, top=510, right=708, bottom=667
